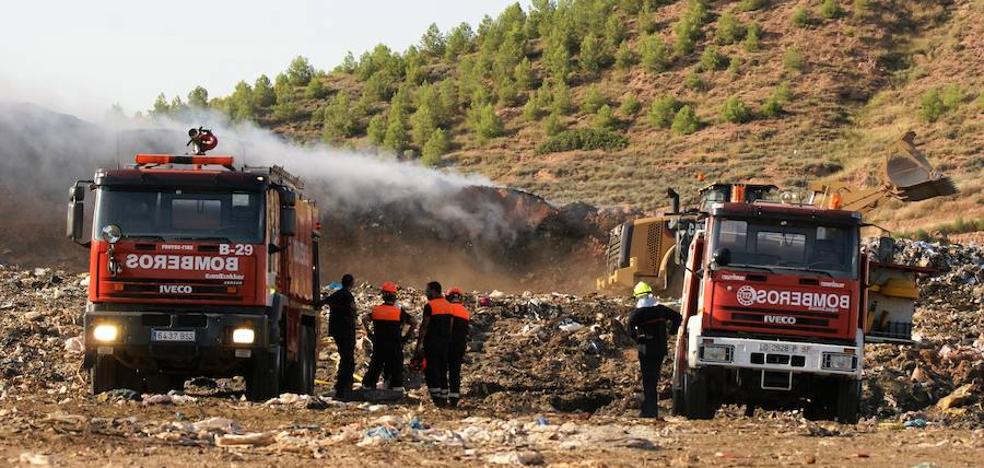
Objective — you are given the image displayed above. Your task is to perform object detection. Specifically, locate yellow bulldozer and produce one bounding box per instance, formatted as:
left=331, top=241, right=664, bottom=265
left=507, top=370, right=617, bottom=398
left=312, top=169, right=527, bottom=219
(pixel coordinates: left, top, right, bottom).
left=596, top=132, right=957, bottom=297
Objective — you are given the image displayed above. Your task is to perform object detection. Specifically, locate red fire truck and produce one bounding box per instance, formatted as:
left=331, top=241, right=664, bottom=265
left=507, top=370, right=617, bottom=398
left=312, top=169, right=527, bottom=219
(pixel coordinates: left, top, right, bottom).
left=669, top=183, right=928, bottom=423
left=67, top=130, right=321, bottom=400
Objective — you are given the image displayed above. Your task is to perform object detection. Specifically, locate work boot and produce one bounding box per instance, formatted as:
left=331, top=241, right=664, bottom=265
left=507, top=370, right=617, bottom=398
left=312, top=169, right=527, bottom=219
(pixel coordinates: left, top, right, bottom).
left=429, top=388, right=446, bottom=407
left=334, top=388, right=354, bottom=401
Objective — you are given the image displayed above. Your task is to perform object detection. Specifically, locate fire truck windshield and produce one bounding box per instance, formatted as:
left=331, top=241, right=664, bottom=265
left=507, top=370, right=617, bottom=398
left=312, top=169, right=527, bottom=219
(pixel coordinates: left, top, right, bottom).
left=93, top=189, right=264, bottom=243
left=711, top=217, right=859, bottom=278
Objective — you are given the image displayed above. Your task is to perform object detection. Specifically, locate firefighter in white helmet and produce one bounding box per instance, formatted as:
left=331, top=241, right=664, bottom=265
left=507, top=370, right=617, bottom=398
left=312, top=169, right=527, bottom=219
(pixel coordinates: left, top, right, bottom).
left=627, top=281, right=682, bottom=418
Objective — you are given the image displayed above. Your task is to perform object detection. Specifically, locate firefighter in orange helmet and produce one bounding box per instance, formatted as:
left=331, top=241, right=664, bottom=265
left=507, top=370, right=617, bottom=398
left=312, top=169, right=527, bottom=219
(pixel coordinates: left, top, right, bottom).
left=445, top=287, right=471, bottom=408
left=361, top=282, right=416, bottom=394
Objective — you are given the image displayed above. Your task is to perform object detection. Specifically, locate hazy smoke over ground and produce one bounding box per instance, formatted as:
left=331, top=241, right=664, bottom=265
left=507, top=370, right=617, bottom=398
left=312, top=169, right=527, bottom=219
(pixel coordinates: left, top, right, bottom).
left=0, top=102, right=610, bottom=291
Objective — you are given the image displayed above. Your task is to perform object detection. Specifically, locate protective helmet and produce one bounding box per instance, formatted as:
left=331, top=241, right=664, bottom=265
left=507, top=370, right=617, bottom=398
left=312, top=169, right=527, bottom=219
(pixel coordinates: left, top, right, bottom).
left=447, top=287, right=463, bottom=296
left=633, top=281, right=653, bottom=297
left=380, top=281, right=398, bottom=294
left=447, top=287, right=463, bottom=302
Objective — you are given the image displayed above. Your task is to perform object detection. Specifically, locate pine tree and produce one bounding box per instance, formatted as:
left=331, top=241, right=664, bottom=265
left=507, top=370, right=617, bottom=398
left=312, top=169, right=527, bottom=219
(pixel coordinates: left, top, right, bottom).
left=474, top=103, right=504, bottom=140
left=552, top=81, right=573, bottom=114
left=274, top=73, right=293, bottom=104
left=286, top=56, right=315, bottom=86
left=744, top=22, right=761, bottom=52
left=169, top=96, right=188, bottom=115
left=619, top=94, right=642, bottom=118
left=187, top=86, right=209, bottom=108
left=323, top=93, right=358, bottom=140
left=384, top=108, right=409, bottom=153
left=228, top=81, right=255, bottom=121
left=252, top=75, right=276, bottom=108
left=445, top=22, right=475, bottom=60
left=410, top=104, right=438, bottom=148
left=305, top=77, right=328, bottom=99
left=367, top=115, right=387, bottom=144
left=579, top=33, right=606, bottom=74
left=648, top=95, right=679, bottom=129
left=614, top=42, right=637, bottom=69
left=421, top=128, right=451, bottom=166
left=594, top=104, right=616, bottom=129
left=150, top=93, right=170, bottom=116
left=671, top=105, right=700, bottom=135
left=604, top=14, right=626, bottom=48
left=514, top=58, right=536, bottom=90
left=546, top=42, right=572, bottom=83
left=637, top=2, right=656, bottom=34
left=420, top=23, right=447, bottom=56
left=715, top=11, right=745, bottom=45
left=640, top=34, right=670, bottom=73
left=543, top=111, right=565, bottom=136
left=581, top=85, right=607, bottom=113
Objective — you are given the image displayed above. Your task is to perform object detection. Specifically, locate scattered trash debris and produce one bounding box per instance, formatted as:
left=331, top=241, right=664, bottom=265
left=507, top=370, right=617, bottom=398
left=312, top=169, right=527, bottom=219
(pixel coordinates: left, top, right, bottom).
left=904, top=418, right=928, bottom=429
left=486, top=450, right=545, bottom=465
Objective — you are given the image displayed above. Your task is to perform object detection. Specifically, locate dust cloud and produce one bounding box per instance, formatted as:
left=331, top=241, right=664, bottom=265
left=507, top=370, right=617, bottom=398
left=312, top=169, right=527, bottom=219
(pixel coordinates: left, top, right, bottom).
left=0, top=102, right=612, bottom=292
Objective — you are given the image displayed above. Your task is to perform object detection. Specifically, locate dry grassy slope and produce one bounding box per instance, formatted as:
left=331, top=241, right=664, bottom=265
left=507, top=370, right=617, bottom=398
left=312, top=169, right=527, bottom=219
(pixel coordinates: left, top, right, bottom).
left=273, top=0, right=983, bottom=230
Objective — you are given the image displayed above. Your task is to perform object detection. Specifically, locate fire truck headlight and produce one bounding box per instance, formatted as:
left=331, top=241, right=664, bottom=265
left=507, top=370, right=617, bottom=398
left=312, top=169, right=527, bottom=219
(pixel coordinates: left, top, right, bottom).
left=100, top=224, right=122, bottom=244
left=92, top=324, right=119, bottom=343
left=822, top=352, right=856, bottom=371
left=700, top=344, right=734, bottom=363
left=232, top=328, right=255, bottom=344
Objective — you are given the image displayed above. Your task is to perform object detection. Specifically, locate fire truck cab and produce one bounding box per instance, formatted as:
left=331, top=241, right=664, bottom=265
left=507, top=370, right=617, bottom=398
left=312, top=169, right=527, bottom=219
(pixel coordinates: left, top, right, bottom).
left=670, top=186, right=922, bottom=423
left=68, top=146, right=320, bottom=401
left=674, top=202, right=863, bottom=421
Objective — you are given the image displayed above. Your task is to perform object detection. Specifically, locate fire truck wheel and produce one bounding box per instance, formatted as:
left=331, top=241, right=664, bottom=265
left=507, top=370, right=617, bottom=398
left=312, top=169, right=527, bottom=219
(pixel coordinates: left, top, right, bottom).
left=144, top=373, right=187, bottom=394
left=299, top=324, right=316, bottom=394
left=835, top=379, right=861, bottom=424
left=671, top=386, right=686, bottom=416
left=683, top=371, right=713, bottom=420
left=90, top=355, right=141, bottom=395
left=284, top=324, right=316, bottom=395
left=90, top=355, right=118, bottom=395
left=246, top=347, right=282, bottom=401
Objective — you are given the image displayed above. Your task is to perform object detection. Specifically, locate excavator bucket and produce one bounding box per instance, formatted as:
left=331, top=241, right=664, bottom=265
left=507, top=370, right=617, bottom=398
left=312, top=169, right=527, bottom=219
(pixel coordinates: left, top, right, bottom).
left=884, top=131, right=958, bottom=201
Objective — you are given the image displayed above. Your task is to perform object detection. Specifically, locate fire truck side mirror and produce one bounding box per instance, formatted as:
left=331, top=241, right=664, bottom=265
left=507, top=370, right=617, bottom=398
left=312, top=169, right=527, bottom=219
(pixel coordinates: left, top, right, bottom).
left=277, top=187, right=297, bottom=237
left=67, top=181, right=89, bottom=246
left=280, top=207, right=297, bottom=237
left=711, top=248, right=731, bottom=268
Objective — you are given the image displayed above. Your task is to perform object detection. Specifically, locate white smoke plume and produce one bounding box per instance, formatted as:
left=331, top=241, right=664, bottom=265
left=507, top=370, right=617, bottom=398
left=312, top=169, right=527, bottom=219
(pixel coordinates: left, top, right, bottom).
left=112, top=110, right=529, bottom=244
left=1, top=101, right=603, bottom=292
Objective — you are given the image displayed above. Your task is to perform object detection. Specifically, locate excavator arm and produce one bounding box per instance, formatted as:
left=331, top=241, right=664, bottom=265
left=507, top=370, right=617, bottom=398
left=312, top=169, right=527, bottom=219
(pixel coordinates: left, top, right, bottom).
left=810, top=132, right=957, bottom=213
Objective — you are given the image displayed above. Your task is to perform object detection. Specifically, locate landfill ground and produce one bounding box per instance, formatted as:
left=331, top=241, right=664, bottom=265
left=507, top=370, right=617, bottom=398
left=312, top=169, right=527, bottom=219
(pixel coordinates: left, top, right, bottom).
left=2, top=239, right=983, bottom=466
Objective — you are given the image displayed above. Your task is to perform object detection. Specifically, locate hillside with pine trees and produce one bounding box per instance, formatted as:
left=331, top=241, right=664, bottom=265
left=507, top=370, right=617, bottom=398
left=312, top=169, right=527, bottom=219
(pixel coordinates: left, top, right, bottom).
left=148, top=0, right=984, bottom=235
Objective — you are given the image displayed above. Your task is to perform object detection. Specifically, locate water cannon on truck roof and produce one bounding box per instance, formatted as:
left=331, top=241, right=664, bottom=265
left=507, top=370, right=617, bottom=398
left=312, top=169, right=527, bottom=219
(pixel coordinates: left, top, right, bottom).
left=67, top=129, right=321, bottom=401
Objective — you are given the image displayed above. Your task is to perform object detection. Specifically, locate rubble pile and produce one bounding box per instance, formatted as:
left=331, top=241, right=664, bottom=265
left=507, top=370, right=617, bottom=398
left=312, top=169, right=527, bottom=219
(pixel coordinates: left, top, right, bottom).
left=863, top=240, right=984, bottom=425
left=1, top=240, right=982, bottom=430
left=331, top=284, right=643, bottom=415
left=0, top=265, right=88, bottom=399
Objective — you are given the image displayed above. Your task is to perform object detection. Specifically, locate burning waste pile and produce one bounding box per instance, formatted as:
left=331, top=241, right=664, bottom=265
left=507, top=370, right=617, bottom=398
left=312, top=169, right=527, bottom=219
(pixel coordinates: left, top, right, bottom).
left=862, top=239, right=984, bottom=427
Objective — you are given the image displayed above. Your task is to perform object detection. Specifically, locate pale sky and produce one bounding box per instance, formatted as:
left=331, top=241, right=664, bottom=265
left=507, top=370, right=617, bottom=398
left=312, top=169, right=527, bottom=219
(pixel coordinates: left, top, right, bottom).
left=0, top=0, right=521, bottom=119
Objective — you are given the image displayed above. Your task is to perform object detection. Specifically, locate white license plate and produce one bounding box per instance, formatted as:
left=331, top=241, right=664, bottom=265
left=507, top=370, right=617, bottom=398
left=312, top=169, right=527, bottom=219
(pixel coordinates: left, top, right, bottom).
left=759, top=343, right=807, bottom=353
left=151, top=329, right=196, bottom=342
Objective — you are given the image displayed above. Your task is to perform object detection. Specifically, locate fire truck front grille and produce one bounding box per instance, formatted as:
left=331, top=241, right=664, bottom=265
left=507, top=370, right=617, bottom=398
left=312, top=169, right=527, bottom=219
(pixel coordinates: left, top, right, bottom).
left=105, top=278, right=242, bottom=302
left=720, top=306, right=837, bottom=334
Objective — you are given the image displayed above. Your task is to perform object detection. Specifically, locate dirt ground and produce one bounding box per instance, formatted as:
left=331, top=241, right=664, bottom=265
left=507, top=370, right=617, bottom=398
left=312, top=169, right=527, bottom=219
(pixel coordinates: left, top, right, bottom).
left=1, top=397, right=982, bottom=467
left=2, top=237, right=984, bottom=467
